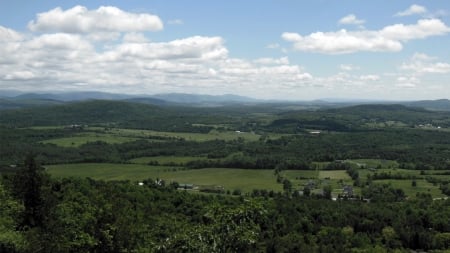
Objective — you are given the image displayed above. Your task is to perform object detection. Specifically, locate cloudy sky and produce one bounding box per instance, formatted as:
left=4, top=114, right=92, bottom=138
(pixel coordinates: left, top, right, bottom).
left=1, top=0, right=449, bottom=100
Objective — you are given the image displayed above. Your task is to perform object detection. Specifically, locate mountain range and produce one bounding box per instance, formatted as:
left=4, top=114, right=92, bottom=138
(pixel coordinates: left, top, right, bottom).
left=1, top=90, right=450, bottom=111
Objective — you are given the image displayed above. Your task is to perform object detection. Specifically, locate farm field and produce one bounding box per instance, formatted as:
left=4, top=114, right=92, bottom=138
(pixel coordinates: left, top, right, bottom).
left=373, top=179, right=445, bottom=198
left=129, top=156, right=210, bottom=165
left=45, top=163, right=283, bottom=193
left=358, top=168, right=422, bottom=179
left=41, top=133, right=139, bottom=147
left=38, top=127, right=267, bottom=147
left=97, top=127, right=262, bottom=142
left=318, top=170, right=351, bottom=180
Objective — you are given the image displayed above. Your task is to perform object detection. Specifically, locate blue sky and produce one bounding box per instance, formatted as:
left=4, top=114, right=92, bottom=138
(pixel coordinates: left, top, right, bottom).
left=0, top=1, right=449, bottom=100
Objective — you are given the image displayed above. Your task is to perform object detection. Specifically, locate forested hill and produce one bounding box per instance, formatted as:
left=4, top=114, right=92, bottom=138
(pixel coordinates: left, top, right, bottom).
left=267, top=104, right=450, bottom=133
left=2, top=100, right=450, bottom=133
left=0, top=100, right=162, bottom=126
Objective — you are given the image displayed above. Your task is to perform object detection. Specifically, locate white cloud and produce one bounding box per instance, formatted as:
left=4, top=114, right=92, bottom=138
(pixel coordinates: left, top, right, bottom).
left=0, top=23, right=314, bottom=96
left=340, top=64, right=359, bottom=71
left=282, top=19, right=450, bottom=54
left=395, top=4, right=427, bottom=17
left=380, top=19, right=450, bottom=41
left=28, top=5, right=163, bottom=33
left=254, top=57, right=289, bottom=65
left=339, top=14, right=365, bottom=25
left=27, top=33, right=93, bottom=51
left=360, top=75, right=380, bottom=81
left=282, top=30, right=403, bottom=54
left=168, top=19, right=183, bottom=25
left=110, top=36, right=228, bottom=60
left=122, top=32, right=149, bottom=43
left=401, top=53, right=450, bottom=74
left=4, top=71, right=35, bottom=80
left=0, top=25, right=23, bottom=42
left=396, top=76, right=420, bottom=88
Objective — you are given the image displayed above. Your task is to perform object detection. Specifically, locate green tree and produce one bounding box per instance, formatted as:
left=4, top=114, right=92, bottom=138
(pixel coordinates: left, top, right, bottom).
left=0, top=182, right=27, bottom=252
left=13, top=155, right=49, bottom=228
left=323, top=185, right=332, bottom=199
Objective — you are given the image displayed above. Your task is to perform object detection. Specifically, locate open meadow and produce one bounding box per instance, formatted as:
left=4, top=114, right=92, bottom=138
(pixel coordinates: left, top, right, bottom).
left=46, top=163, right=283, bottom=193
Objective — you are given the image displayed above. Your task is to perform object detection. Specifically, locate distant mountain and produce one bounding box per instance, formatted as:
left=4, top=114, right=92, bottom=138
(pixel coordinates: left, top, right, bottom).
left=13, top=91, right=136, bottom=101
left=403, top=99, right=450, bottom=111
left=0, top=98, right=65, bottom=110
left=2, top=90, right=450, bottom=110
left=123, top=97, right=169, bottom=106
left=151, top=93, right=260, bottom=104
left=0, top=100, right=163, bottom=127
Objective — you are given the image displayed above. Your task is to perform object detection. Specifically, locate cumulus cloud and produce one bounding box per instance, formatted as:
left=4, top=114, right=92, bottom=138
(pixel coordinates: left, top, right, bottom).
left=109, top=36, right=229, bottom=60
left=282, top=19, right=450, bottom=54
left=0, top=25, right=23, bottom=42
left=340, top=64, right=359, bottom=71
left=395, top=4, right=427, bottom=17
left=360, top=75, right=380, bottom=81
left=339, top=14, right=365, bottom=25
left=380, top=19, right=450, bottom=41
left=401, top=53, right=450, bottom=74
left=28, top=5, right=163, bottom=33
left=253, top=57, right=289, bottom=65
left=122, top=32, right=150, bottom=43
left=0, top=21, right=313, bottom=96
left=396, top=76, right=419, bottom=88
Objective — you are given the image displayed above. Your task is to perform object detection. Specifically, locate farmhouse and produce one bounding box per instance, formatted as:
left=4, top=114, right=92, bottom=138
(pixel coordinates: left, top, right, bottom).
left=343, top=185, right=353, bottom=197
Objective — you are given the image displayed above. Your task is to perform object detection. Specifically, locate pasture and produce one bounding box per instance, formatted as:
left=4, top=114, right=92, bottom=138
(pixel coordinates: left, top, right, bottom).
left=129, top=156, right=209, bottom=165
left=38, top=126, right=265, bottom=147
left=41, top=133, right=139, bottom=147
left=45, top=163, right=282, bottom=193
left=373, top=179, right=445, bottom=198
left=97, top=128, right=262, bottom=142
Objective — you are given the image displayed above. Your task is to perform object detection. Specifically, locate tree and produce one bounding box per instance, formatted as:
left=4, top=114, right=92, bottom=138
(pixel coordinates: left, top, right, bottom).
left=323, top=185, right=332, bottom=199
left=0, top=182, right=27, bottom=252
left=283, top=179, right=292, bottom=193
left=13, top=155, right=49, bottom=228
left=303, top=186, right=311, bottom=197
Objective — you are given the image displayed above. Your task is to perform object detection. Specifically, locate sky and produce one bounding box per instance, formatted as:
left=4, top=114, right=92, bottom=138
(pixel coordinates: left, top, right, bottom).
left=0, top=0, right=450, bottom=100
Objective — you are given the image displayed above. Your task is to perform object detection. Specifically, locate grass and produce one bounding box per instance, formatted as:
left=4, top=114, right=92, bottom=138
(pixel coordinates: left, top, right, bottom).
left=358, top=168, right=422, bottom=179
left=374, top=179, right=445, bottom=198
left=129, top=156, right=209, bottom=165
left=46, top=163, right=167, bottom=180
left=40, top=127, right=264, bottom=147
left=45, top=163, right=282, bottom=193
left=281, top=170, right=318, bottom=180
left=319, top=170, right=351, bottom=180
left=96, top=128, right=262, bottom=142
left=41, top=133, right=139, bottom=147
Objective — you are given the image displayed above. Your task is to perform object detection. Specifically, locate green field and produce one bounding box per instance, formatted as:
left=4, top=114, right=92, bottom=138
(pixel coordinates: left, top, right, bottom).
left=358, top=168, right=422, bottom=179
left=45, top=163, right=282, bottom=193
left=281, top=170, right=318, bottom=180
left=97, top=128, right=262, bottom=142
left=318, top=170, right=351, bottom=180
left=39, top=127, right=265, bottom=147
left=374, top=179, right=445, bottom=198
left=41, top=133, right=139, bottom=147
left=129, top=156, right=209, bottom=165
